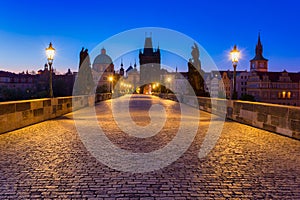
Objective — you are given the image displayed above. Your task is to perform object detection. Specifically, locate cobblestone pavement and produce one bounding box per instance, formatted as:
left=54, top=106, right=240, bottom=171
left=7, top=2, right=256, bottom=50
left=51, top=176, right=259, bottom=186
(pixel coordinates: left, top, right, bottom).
left=0, top=95, right=299, bottom=199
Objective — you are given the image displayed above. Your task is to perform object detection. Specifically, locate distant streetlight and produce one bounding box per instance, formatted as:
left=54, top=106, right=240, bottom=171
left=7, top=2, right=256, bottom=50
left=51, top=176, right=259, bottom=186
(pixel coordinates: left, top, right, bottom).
left=45, top=42, right=55, bottom=98
left=109, top=76, right=113, bottom=93
left=156, top=82, right=160, bottom=93
left=152, top=84, right=156, bottom=89
left=167, top=77, right=171, bottom=94
left=230, top=45, right=240, bottom=99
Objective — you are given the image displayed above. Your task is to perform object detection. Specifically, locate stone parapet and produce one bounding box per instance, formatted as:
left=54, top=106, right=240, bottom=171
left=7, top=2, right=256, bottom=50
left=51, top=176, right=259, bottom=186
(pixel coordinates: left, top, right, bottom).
left=0, top=93, right=111, bottom=134
left=157, top=94, right=300, bottom=140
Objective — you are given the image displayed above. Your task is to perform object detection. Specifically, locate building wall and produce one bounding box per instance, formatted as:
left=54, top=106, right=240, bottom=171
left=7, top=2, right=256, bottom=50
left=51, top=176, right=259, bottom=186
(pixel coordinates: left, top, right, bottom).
left=219, top=72, right=231, bottom=99
left=126, top=70, right=140, bottom=91
left=92, top=63, right=114, bottom=91
left=236, top=71, right=250, bottom=99
left=247, top=71, right=300, bottom=106
left=139, top=37, right=161, bottom=85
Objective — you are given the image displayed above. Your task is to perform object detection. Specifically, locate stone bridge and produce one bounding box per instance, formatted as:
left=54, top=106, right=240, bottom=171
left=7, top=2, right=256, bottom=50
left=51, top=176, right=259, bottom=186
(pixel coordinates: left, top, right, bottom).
left=0, top=95, right=299, bottom=199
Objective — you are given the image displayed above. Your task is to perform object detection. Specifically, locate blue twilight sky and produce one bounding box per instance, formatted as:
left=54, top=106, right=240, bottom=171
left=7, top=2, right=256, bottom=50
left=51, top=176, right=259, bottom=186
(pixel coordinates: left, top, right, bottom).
left=0, top=0, right=300, bottom=74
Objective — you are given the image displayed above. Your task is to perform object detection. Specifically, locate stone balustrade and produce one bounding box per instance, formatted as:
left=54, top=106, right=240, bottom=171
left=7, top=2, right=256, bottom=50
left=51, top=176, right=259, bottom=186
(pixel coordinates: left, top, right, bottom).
left=158, top=93, right=300, bottom=140
left=1, top=93, right=299, bottom=140
left=0, top=93, right=111, bottom=134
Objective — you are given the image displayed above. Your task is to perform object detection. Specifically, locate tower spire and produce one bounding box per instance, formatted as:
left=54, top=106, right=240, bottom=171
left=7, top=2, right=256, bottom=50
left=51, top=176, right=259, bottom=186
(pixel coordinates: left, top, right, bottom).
left=119, top=58, right=124, bottom=76
left=256, top=31, right=263, bottom=57
left=250, top=32, right=268, bottom=72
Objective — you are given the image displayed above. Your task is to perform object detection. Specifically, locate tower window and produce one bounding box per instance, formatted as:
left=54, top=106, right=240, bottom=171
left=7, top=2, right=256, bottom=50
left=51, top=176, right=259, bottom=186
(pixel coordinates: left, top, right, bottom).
left=287, top=92, right=291, bottom=99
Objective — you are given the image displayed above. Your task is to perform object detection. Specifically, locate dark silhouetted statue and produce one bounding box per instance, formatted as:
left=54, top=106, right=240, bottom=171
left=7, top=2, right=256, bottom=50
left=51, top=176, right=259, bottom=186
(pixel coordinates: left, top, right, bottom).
left=188, top=43, right=205, bottom=96
left=79, top=47, right=85, bottom=68
left=74, top=47, right=95, bottom=95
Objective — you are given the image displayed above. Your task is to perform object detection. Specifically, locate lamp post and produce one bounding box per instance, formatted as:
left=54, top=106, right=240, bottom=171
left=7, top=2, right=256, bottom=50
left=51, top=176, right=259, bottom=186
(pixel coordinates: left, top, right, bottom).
left=230, top=45, right=240, bottom=100
left=45, top=42, right=55, bottom=98
left=109, top=76, right=113, bottom=93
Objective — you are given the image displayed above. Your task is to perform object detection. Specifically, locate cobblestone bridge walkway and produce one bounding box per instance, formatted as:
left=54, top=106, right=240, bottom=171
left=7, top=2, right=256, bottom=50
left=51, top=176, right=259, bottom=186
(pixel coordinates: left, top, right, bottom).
left=0, top=95, right=299, bottom=199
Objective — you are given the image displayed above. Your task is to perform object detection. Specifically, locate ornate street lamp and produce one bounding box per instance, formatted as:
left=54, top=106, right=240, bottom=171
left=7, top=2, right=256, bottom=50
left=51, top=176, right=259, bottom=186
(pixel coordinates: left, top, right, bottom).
left=230, top=45, right=240, bottom=99
left=45, top=42, right=55, bottom=98
left=109, top=76, right=113, bottom=93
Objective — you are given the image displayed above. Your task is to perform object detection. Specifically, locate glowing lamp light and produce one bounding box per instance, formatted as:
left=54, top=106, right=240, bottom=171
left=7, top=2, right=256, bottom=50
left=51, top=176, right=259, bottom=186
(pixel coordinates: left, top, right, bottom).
left=230, top=44, right=240, bottom=100
left=109, top=76, right=113, bottom=82
left=230, top=45, right=240, bottom=64
left=45, top=42, right=56, bottom=63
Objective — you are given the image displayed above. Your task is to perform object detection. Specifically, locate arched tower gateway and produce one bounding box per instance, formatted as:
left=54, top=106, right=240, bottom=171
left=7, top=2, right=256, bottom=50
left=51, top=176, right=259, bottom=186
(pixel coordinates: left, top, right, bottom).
left=139, top=36, right=161, bottom=85
left=92, top=48, right=114, bottom=91
left=250, top=33, right=268, bottom=72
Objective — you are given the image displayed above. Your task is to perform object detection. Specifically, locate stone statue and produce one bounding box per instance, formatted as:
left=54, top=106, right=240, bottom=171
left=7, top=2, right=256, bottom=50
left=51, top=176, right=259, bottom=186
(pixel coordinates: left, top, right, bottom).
left=74, top=47, right=95, bottom=95
left=191, top=43, right=199, bottom=61
left=79, top=47, right=85, bottom=68
left=191, top=43, right=201, bottom=71
left=187, top=43, right=205, bottom=96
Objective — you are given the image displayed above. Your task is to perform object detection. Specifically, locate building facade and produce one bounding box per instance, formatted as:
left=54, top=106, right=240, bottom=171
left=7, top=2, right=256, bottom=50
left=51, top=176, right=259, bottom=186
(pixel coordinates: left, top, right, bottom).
left=236, top=71, right=250, bottom=99
left=247, top=70, right=300, bottom=106
left=139, top=37, right=161, bottom=85
left=92, top=48, right=114, bottom=92
left=126, top=62, right=140, bottom=92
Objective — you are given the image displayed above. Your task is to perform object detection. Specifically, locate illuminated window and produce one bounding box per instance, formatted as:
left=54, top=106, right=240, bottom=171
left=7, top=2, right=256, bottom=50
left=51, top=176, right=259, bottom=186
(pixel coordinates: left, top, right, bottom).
left=282, top=91, right=286, bottom=98
left=287, top=92, right=291, bottom=99
left=278, top=92, right=281, bottom=98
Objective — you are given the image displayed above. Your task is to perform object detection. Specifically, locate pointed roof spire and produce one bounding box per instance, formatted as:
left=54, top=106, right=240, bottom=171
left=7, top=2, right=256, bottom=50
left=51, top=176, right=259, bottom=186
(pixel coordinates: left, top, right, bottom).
left=121, top=58, right=123, bottom=67
left=258, top=31, right=262, bottom=46
left=256, top=32, right=263, bottom=57
left=251, top=32, right=268, bottom=61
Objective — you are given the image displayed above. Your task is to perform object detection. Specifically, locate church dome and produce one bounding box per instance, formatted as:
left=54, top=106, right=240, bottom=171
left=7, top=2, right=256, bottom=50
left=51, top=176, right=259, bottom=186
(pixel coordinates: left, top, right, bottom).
left=93, top=48, right=113, bottom=65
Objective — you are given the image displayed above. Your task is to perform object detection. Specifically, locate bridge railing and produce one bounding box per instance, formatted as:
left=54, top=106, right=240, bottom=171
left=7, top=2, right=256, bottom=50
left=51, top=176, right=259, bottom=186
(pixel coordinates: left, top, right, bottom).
left=0, top=93, right=112, bottom=134
left=157, top=93, right=300, bottom=140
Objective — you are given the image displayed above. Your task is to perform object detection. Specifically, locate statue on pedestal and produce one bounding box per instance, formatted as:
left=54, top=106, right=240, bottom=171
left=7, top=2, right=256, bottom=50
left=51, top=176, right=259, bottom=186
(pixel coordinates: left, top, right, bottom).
left=188, top=43, right=205, bottom=96
left=74, top=47, right=95, bottom=95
